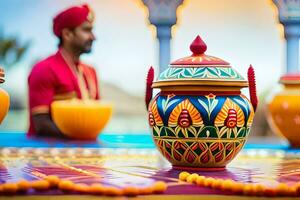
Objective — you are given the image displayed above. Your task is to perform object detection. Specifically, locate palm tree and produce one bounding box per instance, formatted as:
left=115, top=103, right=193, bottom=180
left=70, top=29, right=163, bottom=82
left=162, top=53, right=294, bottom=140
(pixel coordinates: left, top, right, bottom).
left=0, top=31, right=30, bottom=68
left=0, top=31, right=30, bottom=110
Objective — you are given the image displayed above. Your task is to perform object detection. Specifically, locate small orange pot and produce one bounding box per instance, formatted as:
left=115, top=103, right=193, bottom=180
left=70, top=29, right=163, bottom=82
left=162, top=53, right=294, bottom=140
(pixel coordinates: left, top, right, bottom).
left=268, top=74, right=300, bottom=147
left=0, top=68, right=10, bottom=124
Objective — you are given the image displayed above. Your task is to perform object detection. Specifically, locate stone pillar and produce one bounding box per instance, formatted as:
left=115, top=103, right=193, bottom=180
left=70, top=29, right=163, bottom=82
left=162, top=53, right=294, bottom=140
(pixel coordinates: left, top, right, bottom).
left=273, top=0, right=300, bottom=73
left=142, top=0, right=184, bottom=73
left=285, top=24, right=300, bottom=73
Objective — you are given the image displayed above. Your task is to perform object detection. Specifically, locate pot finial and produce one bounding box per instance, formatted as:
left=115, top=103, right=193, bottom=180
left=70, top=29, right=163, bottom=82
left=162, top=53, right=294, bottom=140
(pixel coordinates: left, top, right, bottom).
left=190, top=35, right=207, bottom=55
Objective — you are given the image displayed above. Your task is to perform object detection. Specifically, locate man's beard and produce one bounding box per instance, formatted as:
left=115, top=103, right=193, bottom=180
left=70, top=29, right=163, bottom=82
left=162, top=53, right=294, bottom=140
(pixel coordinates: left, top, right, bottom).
left=76, top=41, right=93, bottom=54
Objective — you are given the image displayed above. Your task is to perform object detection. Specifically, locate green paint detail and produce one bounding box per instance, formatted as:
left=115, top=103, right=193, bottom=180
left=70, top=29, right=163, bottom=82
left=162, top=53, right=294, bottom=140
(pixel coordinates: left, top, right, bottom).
left=198, top=126, right=218, bottom=138
left=160, top=127, right=167, bottom=137
left=237, top=128, right=246, bottom=138
left=230, top=132, right=236, bottom=138
left=166, top=127, right=176, bottom=137
left=193, top=144, right=203, bottom=155
left=177, top=129, right=185, bottom=138
left=152, top=127, right=159, bottom=136
left=165, top=141, right=172, bottom=154
left=159, top=67, right=244, bottom=81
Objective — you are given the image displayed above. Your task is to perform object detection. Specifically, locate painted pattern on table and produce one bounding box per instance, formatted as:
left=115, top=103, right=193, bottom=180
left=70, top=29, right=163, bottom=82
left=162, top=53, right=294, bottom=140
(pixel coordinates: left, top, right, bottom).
left=148, top=93, right=255, bottom=167
left=1, top=148, right=300, bottom=196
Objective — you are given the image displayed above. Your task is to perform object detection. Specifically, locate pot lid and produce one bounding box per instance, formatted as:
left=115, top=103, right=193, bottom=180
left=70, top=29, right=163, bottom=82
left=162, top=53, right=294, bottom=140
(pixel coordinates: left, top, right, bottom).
left=280, top=73, right=300, bottom=85
left=0, top=67, right=4, bottom=84
left=152, top=35, right=248, bottom=89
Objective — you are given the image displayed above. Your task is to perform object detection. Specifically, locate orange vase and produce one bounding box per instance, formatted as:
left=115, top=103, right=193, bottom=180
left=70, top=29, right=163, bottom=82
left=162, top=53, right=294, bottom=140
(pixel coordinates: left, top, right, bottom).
left=268, top=74, right=300, bottom=147
left=0, top=68, right=10, bottom=124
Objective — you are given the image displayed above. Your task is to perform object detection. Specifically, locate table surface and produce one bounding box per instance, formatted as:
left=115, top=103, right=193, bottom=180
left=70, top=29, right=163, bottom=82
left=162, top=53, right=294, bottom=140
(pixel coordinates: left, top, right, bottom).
left=0, top=132, right=299, bottom=200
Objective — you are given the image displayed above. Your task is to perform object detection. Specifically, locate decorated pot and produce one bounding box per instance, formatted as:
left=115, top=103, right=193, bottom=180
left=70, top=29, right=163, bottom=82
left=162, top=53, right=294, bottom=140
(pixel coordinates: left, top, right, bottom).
left=268, top=74, right=300, bottom=147
left=145, top=36, right=258, bottom=170
left=0, top=67, right=10, bottom=124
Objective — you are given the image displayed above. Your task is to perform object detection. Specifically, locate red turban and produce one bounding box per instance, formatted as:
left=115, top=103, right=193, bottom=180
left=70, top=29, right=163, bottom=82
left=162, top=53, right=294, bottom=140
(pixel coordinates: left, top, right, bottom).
left=53, top=4, right=94, bottom=37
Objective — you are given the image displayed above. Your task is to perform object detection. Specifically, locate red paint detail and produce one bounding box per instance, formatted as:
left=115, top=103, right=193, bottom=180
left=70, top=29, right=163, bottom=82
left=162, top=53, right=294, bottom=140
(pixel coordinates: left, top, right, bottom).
left=280, top=73, right=300, bottom=81
left=199, top=143, right=206, bottom=152
left=186, top=151, right=196, bottom=163
left=148, top=111, right=155, bottom=126
left=225, top=150, right=235, bottom=162
left=165, top=142, right=171, bottom=149
left=226, top=143, right=234, bottom=151
left=215, top=152, right=224, bottom=163
left=190, top=143, right=199, bottom=151
left=248, top=65, right=258, bottom=112
left=165, top=151, right=171, bottom=160
left=210, top=143, right=218, bottom=152
left=174, top=141, right=180, bottom=149
left=190, top=35, right=207, bottom=55
left=145, top=66, right=154, bottom=109
left=173, top=151, right=182, bottom=161
left=170, top=35, right=229, bottom=65
left=225, top=109, right=237, bottom=128
left=172, top=165, right=226, bottom=171
left=200, top=152, right=210, bottom=164
left=178, top=109, right=192, bottom=128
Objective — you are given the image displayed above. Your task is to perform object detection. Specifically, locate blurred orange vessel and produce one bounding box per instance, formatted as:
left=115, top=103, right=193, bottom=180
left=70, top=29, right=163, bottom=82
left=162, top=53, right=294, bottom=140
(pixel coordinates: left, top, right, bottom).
left=268, top=74, right=300, bottom=147
left=0, top=67, right=10, bottom=124
left=51, top=99, right=113, bottom=140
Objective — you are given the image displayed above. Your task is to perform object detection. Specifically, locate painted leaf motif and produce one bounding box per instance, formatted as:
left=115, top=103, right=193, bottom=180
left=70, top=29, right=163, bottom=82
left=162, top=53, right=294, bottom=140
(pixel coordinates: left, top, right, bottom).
left=149, top=100, right=163, bottom=126
left=165, top=127, right=176, bottom=137
left=153, top=126, right=162, bottom=137
left=161, top=96, right=180, bottom=114
left=206, top=67, right=219, bottom=77
left=233, top=97, right=249, bottom=114
left=215, top=98, right=245, bottom=128
left=198, top=99, right=209, bottom=114
left=207, top=96, right=218, bottom=120
left=218, top=126, right=229, bottom=138
left=181, top=128, right=189, bottom=138
left=168, top=68, right=182, bottom=78
left=219, top=68, right=231, bottom=77
left=182, top=68, right=193, bottom=77
left=202, top=68, right=211, bottom=78
left=230, top=69, right=237, bottom=76
left=237, top=127, right=246, bottom=138
left=193, top=68, right=205, bottom=77
left=168, top=99, right=203, bottom=128
left=187, top=126, right=197, bottom=137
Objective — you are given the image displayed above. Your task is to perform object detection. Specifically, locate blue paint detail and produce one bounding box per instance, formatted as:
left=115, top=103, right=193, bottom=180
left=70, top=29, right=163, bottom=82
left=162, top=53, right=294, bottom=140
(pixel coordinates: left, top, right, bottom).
left=155, top=95, right=249, bottom=128
left=231, top=96, right=250, bottom=120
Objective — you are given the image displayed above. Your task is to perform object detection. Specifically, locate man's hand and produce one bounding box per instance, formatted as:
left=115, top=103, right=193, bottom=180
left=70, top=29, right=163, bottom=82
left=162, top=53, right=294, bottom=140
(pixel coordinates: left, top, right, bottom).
left=32, top=113, right=66, bottom=138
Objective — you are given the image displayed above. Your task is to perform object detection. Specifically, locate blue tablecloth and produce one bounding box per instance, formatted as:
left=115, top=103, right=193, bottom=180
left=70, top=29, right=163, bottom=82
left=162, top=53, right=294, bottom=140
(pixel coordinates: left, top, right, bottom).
left=0, top=132, right=293, bottom=151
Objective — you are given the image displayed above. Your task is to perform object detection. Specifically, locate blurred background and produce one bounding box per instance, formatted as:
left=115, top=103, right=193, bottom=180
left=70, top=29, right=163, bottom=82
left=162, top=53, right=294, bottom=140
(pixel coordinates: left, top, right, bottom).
left=0, top=0, right=292, bottom=141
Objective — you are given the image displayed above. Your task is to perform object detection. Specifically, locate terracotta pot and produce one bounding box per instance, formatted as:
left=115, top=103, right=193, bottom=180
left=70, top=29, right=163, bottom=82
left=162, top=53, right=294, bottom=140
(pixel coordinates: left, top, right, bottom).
left=268, top=74, right=300, bottom=147
left=0, top=68, right=10, bottom=124
left=145, top=36, right=258, bottom=170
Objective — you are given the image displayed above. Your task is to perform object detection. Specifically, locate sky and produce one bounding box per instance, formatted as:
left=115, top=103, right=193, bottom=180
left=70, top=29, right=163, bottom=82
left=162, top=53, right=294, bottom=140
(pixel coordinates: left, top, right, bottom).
left=0, top=0, right=291, bottom=98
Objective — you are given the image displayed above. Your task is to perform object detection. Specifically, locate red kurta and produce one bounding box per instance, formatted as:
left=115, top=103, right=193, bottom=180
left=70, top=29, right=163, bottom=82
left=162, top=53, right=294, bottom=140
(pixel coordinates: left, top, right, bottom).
left=27, top=49, right=100, bottom=136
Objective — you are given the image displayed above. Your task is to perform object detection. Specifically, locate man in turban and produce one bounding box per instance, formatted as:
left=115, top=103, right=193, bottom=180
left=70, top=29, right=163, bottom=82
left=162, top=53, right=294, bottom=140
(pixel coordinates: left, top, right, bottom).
left=28, top=4, right=99, bottom=137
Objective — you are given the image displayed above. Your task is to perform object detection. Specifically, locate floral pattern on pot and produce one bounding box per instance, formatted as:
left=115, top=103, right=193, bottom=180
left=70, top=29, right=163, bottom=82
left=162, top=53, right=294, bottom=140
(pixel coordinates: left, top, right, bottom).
left=148, top=93, right=254, bottom=168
